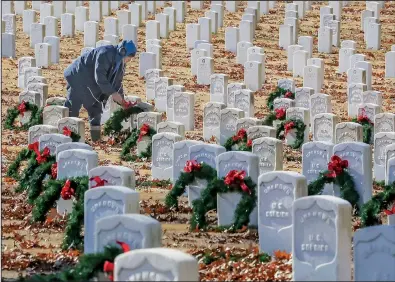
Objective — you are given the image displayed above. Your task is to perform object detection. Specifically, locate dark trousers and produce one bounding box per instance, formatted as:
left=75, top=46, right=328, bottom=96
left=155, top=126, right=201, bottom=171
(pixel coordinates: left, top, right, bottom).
left=64, top=83, right=103, bottom=128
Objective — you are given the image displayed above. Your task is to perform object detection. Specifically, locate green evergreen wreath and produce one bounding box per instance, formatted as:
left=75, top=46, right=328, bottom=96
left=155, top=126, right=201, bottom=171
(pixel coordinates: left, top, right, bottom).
left=31, top=176, right=89, bottom=250
left=276, top=118, right=306, bottom=149
left=26, top=160, right=56, bottom=204
left=20, top=244, right=123, bottom=282
left=103, top=104, right=144, bottom=137
left=120, top=124, right=156, bottom=161
left=62, top=126, right=81, bottom=142
left=4, top=101, right=43, bottom=130
left=308, top=155, right=360, bottom=210
left=224, top=128, right=252, bottom=152
left=165, top=161, right=217, bottom=209
left=190, top=170, right=257, bottom=231
left=6, top=148, right=34, bottom=180
left=351, top=115, right=373, bottom=144
left=360, top=181, right=395, bottom=227
left=266, top=87, right=295, bottom=111
left=13, top=147, right=56, bottom=194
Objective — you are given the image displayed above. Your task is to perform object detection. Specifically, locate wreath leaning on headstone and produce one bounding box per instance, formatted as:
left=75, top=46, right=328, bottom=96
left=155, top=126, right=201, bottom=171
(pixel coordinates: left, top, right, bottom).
left=7, top=142, right=56, bottom=192
left=62, top=126, right=81, bottom=142
left=276, top=118, right=306, bottom=149
left=4, top=101, right=43, bottom=130
left=360, top=181, right=395, bottom=227
left=120, top=123, right=156, bottom=161
left=262, top=107, right=286, bottom=126
left=21, top=241, right=130, bottom=282
left=308, top=155, right=360, bottom=210
left=165, top=160, right=217, bottom=209
left=103, top=101, right=145, bottom=137
left=224, top=128, right=252, bottom=152
left=266, top=87, right=295, bottom=111
left=190, top=170, right=257, bottom=231
left=351, top=109, right=374, bottom=144
left=31, top=176, right=92, bottom=250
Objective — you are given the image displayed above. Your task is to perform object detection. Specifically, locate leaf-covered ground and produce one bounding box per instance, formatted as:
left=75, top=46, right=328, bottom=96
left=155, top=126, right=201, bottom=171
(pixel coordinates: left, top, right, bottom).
left=2, top=1, right=394, bottom=280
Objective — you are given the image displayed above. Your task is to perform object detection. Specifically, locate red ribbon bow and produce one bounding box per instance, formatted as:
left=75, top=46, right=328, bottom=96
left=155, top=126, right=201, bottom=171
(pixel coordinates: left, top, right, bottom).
left=247, top=139, right=252, bottom=147
left=103, top=241, right=131, bottom=281
left=284, top=91, right=293, bottom=99
left=51, top=163, right=58, bottom=179
left=60, top=180, right=75, bottom=200
left=63, top=126, right=72, bottom=137
left=122, top=100, right=137, bottom=109
left=28, top=142, right=50, bottom=163
left=325, top=155, right=348, bottom=179
left=284, top=121, right=295, bottom=136
left=18, top=101, right=27, bottom=117
left=384, top=205, right=395, bottom=215
left=138, top=123, right=150, bottom=142
left=224, top=170, right=251, bottom=194
left=275, top=108, right=286, bottom=120
left=90, top=176, right=108, bottom=188
left=357, top=109, right=372, bottom=124
left=184, top=160, right=201, bottom=173
left=28, top=141, right=39, bottom=153
left=232, top=128, right=247, bottom=142
left=36, top=147, right=50, bottom=164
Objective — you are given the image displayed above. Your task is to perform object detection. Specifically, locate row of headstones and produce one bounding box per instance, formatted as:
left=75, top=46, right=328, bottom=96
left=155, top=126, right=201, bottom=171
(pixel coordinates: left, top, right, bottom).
left=80, top=165, right=395, bottom=281
left=21, top=76, right=395, bottom=187
left=1, top=0, right=165, bottom=59
left=92, top=195, right=395, bottom=281
left=27, top=124, right=395, bottom=280
left=36, top=123, right=395, bottom=234
left=137, top=104, right=395, bottom=185
left=79, top=143, right=393, bottom=282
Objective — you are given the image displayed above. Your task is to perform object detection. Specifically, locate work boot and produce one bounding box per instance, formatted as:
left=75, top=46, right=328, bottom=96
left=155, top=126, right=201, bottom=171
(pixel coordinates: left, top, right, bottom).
left=90, top=126, right=101, bottom=142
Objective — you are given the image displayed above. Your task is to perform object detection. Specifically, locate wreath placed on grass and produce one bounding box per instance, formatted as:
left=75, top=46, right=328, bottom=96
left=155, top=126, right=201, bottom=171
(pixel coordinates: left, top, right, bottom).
left=308, top=155, right=360, bottom=210
left=263, top=107, right=286, bottom=126
left=62, top=126, right=81, bottom=142
left=30, top=176, right=94, bottom=250
left=352, top=110, right=373, bottom=144
left=224, top=128, right=252, bottom=152
left=6, top=146, right=35, bottom=180
left=7, top=142, right=56, bottom=193
left=120, top=123, right=156, bottom=161
left=276, top=118, right=306, bottom=149
left=190, top=170, right=257, bottom=231
left=26, top=160, right=57, bottom=204
left=165, top=160, right=217, bottom=209
left=266, top=87, right=294, bottom=111
left=360, top=181, right=395, bottom=227
left=103, top=101, right=144, bottom=137
left=4, top=101, right=43, bottom=130
left=21, top=241, right=130, bottom=282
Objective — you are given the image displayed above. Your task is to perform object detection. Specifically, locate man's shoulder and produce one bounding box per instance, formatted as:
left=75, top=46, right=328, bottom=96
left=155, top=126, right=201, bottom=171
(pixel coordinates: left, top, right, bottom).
left=96, top=45, right=117, bottom=55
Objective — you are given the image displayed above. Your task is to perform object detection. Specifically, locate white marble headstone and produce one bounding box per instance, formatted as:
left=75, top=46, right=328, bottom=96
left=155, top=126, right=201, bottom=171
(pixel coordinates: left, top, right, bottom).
left=151, top=133, right=182, bottom=180
left=89, top=165, right=136, bottom=189
left=258, top=171, right=308, bottom=254
left=84, top=186, right=139, bottom=254
left=293, top=195, right=352, bottom=281
left=114, top=248, right=199, bottom=281
left=95, top=214, right=161, bottom=253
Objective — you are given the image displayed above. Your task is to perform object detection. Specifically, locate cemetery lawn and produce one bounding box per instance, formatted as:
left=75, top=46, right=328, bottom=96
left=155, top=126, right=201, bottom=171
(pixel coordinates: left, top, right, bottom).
left=2, top=1, right=395, bottom=281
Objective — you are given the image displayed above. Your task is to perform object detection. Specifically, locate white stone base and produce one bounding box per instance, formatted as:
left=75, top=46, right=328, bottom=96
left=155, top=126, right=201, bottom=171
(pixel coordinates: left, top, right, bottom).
left=217, top=192, right=258, bottom=226
left=388, top=214, right=395, bottom=225
left=187, top=178, right=208, bottom=206
left=57, top=197, right=74, bottom=215
left=137, top=136, right=151, bottom=155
